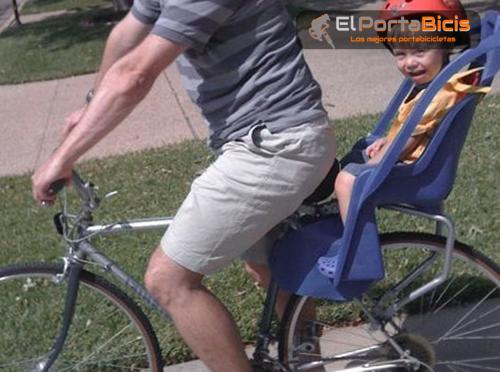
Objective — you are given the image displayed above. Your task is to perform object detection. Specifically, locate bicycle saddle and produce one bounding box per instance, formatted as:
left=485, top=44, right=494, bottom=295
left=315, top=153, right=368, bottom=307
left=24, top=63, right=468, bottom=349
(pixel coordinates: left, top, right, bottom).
left=303, top=158, right=339, bottom=205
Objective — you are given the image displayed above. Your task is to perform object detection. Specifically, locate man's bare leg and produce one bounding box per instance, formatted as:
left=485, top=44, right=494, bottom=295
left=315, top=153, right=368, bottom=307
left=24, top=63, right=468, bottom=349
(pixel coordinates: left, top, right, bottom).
left=145, top=248, right=252, bottom=372
left=244, top=262, right=290, bottom=317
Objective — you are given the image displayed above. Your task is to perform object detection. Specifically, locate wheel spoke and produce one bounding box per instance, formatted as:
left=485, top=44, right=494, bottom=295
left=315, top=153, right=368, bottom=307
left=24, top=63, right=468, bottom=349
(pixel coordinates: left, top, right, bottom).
left=432, top=283, right=471, bottom=315
left=429, top=276, right=456, bottom=314
left=436, top=287, right=499, bottom=342
left=279, top=234, right=500, bottom=372
left=0, top=265, right=160, bottom=371
left=440, top=359, right=500, bottom=371
left=443, top=321, right=500, bottom=339
left=444, top=303, right=500, bottom=337
left=70, top=323, right=137, bottom=369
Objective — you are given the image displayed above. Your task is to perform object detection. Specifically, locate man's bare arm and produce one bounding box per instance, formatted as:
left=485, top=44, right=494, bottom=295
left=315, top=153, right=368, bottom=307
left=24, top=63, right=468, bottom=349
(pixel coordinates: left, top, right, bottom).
left=59, top=35, right=186, bottom=165
left=94, top=12, right=153, bottom=88
left=32, top=34, right=186, bottom=202
left=62, top=14, right=152, bottom=138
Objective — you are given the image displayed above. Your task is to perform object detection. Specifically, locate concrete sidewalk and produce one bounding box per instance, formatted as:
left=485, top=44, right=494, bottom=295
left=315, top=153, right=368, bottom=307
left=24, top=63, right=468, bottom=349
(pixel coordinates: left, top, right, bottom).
left=1, top=48, right=499, bottom=178
left=0, top=64, right=208, bottom=176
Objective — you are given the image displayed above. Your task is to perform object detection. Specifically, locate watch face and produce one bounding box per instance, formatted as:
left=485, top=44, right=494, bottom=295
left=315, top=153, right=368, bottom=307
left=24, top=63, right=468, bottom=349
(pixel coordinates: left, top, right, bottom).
left=86, top=88, right=95, bottom=103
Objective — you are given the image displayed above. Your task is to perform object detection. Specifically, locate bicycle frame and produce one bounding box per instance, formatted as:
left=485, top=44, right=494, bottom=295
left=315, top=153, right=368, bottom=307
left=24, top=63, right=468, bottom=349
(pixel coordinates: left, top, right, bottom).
left=41, top=172, right=284, bottom=372
left=39, top=216, right=175, bottom=371
left=83, top=217, right=176, bottom=316
left=89, top=217, right=285, bottom=366
left=39, top=171, right=461, bottom=372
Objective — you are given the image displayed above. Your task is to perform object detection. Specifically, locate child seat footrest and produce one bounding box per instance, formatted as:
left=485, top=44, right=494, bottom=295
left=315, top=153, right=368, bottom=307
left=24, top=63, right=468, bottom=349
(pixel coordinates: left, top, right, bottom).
left=317, top=255, right=338, bottom=279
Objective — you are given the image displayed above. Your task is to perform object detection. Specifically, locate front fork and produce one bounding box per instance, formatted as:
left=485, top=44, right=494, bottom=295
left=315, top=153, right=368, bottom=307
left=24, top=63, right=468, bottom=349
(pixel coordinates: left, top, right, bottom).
left=37, top=256, right=84, bottom=372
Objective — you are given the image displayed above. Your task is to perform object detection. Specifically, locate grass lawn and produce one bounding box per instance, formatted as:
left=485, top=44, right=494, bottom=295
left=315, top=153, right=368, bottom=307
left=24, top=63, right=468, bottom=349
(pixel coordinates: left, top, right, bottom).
left=0, top=94, right=498, bottom=365
left=21, top=0, right=113, bottom=15
left=0, top=1, right=123, bottom=85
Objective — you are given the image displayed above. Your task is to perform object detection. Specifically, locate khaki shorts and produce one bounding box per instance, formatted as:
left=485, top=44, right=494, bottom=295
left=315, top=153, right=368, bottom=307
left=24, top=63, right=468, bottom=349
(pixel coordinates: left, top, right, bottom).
left=161, top=118, right=336, bottom=275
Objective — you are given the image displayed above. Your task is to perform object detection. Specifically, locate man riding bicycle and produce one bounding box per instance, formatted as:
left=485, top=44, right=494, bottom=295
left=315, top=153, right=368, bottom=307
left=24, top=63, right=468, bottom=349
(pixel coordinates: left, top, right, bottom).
left=31, top=1, right=336, bottom=370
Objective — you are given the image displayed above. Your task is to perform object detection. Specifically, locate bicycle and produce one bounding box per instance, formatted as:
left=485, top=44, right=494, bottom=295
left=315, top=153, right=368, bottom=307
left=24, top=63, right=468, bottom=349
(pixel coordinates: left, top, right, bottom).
left=0, top=170, right=499, bottom=371
left=3, top=8, right=500, bottom=371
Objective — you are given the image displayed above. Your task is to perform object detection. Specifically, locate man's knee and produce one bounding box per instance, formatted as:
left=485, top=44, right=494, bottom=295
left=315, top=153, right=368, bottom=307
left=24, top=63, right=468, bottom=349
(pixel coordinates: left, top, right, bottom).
left=143, top=250, right=173, bottom=304
left=144, top=248, right=203, bottom=308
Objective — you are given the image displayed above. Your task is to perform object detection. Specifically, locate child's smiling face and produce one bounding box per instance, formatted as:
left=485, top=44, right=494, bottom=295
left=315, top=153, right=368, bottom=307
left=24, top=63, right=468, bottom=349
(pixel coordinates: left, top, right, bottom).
left=393, top=48, right=448, bottom=85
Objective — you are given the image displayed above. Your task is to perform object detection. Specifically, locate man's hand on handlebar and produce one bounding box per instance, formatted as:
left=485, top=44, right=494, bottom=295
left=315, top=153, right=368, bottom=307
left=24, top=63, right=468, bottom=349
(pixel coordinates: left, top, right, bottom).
left=31, top=156, right=72, bottom=206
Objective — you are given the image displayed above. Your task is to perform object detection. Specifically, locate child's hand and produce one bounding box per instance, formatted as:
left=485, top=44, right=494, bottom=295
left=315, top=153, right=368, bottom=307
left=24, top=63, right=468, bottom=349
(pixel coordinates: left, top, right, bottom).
left=366, top=138, right=387, bottom=158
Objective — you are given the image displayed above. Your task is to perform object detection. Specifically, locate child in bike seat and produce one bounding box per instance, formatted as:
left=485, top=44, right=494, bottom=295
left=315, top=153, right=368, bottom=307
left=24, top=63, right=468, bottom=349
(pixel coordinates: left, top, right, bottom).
left=319, top=0, right=491, bottom=279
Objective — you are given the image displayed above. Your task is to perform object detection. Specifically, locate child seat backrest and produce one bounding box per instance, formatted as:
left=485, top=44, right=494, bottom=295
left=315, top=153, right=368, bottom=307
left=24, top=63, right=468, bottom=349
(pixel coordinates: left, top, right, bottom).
left=370, top=10, right=500, bottom=209
left=369, top=93, right=480, bottom=211
left=479, top=11, right=500, bottom=87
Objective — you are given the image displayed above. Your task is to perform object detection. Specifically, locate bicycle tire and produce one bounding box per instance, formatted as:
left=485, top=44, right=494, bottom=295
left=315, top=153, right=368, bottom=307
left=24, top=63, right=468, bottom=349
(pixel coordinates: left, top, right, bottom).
left=279, top=232, right=500, bottom=371
left=0, top=262, right=163, bottom=371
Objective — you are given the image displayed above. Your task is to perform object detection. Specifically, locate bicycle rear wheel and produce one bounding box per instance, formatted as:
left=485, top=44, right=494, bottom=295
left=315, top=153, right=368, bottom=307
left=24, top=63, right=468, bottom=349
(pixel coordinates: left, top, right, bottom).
left=0, top=263, right=163, bottom=371
left=279, top=232, right=500, bottom=371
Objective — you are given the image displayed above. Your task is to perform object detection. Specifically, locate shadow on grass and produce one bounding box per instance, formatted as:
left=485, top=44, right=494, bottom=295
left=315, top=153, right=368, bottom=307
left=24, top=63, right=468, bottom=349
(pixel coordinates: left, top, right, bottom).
left=21, top=0, right=114, bottom=15
left=26, top=0, right=92, bottom=10
left=1, top=8, right=125, bottom=52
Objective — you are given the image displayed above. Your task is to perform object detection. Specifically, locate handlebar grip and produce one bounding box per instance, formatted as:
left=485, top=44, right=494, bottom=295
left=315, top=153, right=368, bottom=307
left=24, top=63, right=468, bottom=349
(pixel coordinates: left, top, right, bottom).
left=48, top=178, right=67, bottom=194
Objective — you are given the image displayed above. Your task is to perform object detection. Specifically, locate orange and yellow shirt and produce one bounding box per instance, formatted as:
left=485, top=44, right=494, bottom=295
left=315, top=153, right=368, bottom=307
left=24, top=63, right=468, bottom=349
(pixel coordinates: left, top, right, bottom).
left=386, top=67, right=491, bottom=163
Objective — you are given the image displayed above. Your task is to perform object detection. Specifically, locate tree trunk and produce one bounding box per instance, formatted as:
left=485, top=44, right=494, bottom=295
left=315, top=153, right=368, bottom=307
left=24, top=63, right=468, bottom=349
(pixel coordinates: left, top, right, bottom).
left=11, top=0, right=21, bottom=25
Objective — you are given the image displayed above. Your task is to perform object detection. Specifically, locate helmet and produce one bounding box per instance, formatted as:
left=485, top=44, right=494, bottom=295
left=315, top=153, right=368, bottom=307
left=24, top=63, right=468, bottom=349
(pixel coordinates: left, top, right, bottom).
left=380, top=0, right=467, bottom=21
left=378, top=0, right=471, bottom=50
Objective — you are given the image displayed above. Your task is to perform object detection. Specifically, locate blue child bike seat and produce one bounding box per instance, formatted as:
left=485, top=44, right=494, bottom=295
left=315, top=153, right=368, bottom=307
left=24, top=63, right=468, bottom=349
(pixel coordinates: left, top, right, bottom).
left=270, top=11, right=500, bottom=301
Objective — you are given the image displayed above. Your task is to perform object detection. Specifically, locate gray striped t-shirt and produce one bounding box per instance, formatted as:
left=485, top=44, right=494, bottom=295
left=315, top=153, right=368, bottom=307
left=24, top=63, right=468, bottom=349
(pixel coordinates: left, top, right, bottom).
left=132, top=0, right=327, bottom=149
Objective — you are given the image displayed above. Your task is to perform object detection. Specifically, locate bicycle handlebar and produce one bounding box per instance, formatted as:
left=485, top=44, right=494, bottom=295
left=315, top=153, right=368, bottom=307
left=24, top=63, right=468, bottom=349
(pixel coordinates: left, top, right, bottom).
left=50, top=171, right=101, bottom=212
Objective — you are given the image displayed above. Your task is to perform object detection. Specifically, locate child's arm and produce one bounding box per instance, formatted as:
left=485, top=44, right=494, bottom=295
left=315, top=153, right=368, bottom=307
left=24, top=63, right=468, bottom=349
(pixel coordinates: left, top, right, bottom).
left=367, top=136, right=422, bottom=164
left=366, top=137, right=387, bottom=158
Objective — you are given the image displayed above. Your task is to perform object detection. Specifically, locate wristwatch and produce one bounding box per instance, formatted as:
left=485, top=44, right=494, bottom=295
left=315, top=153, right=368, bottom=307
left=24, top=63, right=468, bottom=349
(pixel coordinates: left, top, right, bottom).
left=86, top=88, right=95, bottom=103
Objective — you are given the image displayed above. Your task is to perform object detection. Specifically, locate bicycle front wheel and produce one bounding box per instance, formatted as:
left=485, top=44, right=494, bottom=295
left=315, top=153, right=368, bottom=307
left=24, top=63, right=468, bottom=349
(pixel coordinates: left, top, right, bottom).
left=0, top=263, right=163, bottom=371
left=279, top=232, right=500, bottom=371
